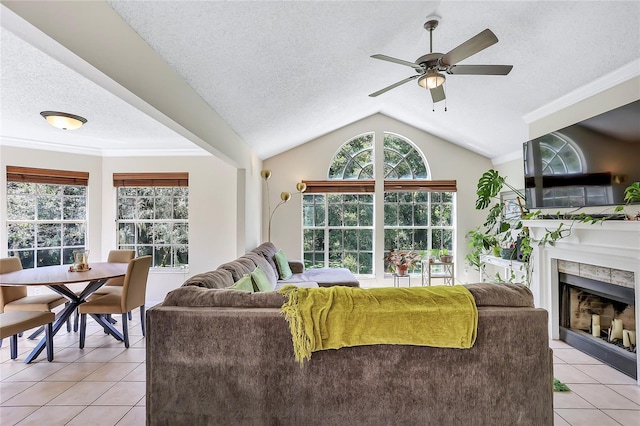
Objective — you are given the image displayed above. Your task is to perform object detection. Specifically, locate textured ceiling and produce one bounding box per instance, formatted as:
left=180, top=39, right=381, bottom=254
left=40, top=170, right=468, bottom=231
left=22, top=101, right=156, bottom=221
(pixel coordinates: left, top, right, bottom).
left=1, top=1, right=639, bottom=161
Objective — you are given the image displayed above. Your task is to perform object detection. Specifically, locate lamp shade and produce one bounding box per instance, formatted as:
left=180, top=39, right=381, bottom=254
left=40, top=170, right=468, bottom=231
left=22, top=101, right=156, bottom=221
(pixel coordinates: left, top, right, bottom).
left=40, top=111, right=87, bottom=130
left=418, top=71, right=446, bottom=90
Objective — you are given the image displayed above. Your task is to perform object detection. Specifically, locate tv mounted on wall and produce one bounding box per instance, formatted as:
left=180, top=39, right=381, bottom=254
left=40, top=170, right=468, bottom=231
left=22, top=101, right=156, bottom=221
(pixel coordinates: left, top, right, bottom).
left=523, top=100, right=640, bottom=209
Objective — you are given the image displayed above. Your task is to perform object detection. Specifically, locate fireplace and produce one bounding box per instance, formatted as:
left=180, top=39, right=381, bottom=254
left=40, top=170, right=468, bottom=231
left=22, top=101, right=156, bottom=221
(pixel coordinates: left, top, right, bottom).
left=523, top=219, right=640, bottom=385
left=558, top=272, right=636, bottom=379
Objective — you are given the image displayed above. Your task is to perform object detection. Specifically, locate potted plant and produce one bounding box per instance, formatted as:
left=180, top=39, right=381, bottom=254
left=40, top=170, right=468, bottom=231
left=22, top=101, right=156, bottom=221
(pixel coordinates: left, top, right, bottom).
left=384, top=249, right=422, bottom=276
left=615, top=182, right=640, bottom=220
left=439, top=248, right=453, bottom=263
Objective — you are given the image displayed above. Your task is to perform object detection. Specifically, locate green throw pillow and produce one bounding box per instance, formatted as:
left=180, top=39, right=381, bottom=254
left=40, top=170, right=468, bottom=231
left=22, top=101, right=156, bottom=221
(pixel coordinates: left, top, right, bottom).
left=274, top=250, right=293, bottom=280
left=227, top=275, right=254, bottom=292
left=251, top=265, right=273, bottom=292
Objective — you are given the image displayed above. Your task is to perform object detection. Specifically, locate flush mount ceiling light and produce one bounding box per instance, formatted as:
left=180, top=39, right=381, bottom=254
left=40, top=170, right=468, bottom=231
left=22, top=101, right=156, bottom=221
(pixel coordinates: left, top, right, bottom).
left=40, top=111, right=87, bottom=130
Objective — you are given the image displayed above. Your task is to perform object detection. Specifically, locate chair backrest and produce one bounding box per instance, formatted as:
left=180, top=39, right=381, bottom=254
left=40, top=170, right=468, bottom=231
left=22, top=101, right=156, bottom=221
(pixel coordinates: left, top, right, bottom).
left=105, top=250, right=136, bottom=287
left=0, top=257, right=27, bottom=312
left=121, top=256, right=152, bottom=312
left=107, top=250, right=136, bottom=263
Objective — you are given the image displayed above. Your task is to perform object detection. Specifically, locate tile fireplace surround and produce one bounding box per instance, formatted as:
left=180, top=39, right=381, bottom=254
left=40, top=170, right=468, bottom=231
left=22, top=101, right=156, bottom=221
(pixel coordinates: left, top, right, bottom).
left=524, top=219, right=640, bottom=385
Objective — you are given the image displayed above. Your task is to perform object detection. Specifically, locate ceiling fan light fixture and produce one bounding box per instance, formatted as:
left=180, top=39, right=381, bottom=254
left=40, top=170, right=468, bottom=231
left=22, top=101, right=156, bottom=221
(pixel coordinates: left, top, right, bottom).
left=418, top=71, right=446, bottom=89
left=40, top=111, right=87, bottom=130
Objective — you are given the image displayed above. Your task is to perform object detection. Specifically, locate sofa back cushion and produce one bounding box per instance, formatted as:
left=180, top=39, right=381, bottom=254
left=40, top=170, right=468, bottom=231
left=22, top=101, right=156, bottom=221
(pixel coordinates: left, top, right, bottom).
left=227, top=275, right=254, bottom=292
left=251, top=265, right=274, bottom=292
left=273, top=250, right=293, bottom=280
left=250, top=242, right=279, bottom=276
left=163, top=286, right=285, bottom=308
left=464, top=283, right=533, bottom=307
left=219, top=258, right=255, bottom=281
left=182, top=269, right=235, bottom=289
left=240, top=252, right=277, bottom=288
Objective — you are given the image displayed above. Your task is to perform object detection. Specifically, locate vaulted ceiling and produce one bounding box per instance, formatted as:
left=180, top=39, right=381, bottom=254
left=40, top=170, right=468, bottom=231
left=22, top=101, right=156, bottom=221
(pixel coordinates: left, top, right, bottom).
left=1, top=1, right=639, bottom=162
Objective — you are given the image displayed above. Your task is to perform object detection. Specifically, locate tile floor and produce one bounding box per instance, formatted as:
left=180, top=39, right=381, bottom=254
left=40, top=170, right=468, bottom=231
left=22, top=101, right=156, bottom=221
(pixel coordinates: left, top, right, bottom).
left=1, top=309, right=639, bottom=425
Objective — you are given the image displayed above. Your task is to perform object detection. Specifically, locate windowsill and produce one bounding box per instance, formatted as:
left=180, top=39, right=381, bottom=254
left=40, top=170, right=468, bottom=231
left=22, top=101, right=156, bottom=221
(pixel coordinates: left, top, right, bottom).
left=150, top=267, right=190, bottom=274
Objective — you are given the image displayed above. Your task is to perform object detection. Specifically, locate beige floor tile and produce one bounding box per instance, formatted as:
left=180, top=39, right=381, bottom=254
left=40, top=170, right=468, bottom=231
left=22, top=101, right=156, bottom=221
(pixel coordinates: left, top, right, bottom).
left=50, top=347, right=95, bottom=363
left=2, top=381, right=75, bottom=406
left=553, top=391, right=595, bottom=409
left=608, top=385, right=640, bottom=405
left=569, top=384, right=640, bottom=409
left=574, top=364, right=638, bottom=385
left=602, top=409, right=640, bottom=426
left=116, top=406, right=145, bottom=426
left=111, top=349, right=145, bottom=363
left=554, top=409, right=621, bottom=426
left=81, top=334, right=124, bottom=349
left=553, top=364, right=598, bottom=384
left=15, top=404, right=84, bottom=425
left=0, top=361, right=30, bottom=379
left=549, top=339, right=573, bottom=349
left=0, top=382, right=37, bottom=403
left=66, top=405, right=131, bottom=425
left=122, top=364, right=145, bottom=382
left=47, top=381, right=116, bottom=406
left=553, top=355, right=567, bottom=364
left=2, top=362, right=68, bottom=382
left=0, top=405, right=39, bottom=426
left=83, top=362, right=138, bottom=382
left=77, top=348, right=126, bottom=363
left=553, top=412, right=571, bottom=426
left=130, top=339, right=145, bottom=348
left=553, top=348, right=602, bottom=365
left=44, top=362, right=104, bottom=382
left=92, top=381, right=145, bottom=406
left=136, top=395, right=145, bottom=406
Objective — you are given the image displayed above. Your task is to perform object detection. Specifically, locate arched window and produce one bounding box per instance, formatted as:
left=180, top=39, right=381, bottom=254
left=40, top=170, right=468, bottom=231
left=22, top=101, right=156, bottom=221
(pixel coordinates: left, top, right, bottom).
left=302, top=132, right=456, bottom=277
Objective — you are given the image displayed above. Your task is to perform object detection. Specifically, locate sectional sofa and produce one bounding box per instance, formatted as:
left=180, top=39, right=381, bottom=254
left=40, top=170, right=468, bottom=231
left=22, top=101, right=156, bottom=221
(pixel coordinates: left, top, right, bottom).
left=146, top=266, right=554, bottom=425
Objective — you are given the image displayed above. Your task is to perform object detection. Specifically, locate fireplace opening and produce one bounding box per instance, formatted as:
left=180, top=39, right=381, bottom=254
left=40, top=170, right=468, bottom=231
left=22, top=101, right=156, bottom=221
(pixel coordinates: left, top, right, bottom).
left=559, top=272, right=636, bottom=379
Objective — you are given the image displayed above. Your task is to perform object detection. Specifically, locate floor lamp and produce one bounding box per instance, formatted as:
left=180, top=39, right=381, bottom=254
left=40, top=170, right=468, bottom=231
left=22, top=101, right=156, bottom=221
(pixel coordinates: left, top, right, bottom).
left=261, top=169, right=306, bottom=241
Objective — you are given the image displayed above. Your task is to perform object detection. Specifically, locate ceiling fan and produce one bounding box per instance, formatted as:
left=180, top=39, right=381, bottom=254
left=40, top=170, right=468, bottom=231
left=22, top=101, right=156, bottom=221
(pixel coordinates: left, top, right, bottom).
left=369, top=18, right=513, bottom=103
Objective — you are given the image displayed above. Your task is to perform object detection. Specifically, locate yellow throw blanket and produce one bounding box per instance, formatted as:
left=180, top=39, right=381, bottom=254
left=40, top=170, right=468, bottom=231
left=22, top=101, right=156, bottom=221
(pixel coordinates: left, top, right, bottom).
left=279, top=285, right=478, bottom=364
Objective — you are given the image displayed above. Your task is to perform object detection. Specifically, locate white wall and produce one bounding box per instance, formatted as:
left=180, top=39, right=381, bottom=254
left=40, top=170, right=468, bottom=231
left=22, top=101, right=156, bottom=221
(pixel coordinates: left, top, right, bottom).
left=1, top=145, right=240, bottom=304
left=494, top=158, right=525, bottom=192
left=263, top=113, right=492, bottom=284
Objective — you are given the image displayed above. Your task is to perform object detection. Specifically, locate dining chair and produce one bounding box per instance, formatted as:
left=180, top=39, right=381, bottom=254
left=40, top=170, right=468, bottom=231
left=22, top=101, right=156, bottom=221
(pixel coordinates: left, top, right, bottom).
left=0, top=311, right=55, bottom=361
left=72, top=249, right=136, bottom=331
left=0, top=257, right=70, bottom=335
left=79, top=255, right=151, bottom=348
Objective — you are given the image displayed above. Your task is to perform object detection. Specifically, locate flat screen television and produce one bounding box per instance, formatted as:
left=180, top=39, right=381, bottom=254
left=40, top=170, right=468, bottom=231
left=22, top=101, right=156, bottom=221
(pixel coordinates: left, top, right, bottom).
left=523, top=100, right=640, bottom=209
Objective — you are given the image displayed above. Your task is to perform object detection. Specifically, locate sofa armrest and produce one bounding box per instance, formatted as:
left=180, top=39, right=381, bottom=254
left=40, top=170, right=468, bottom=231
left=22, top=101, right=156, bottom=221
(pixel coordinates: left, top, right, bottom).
left=288, top=260, right=304, bottom=274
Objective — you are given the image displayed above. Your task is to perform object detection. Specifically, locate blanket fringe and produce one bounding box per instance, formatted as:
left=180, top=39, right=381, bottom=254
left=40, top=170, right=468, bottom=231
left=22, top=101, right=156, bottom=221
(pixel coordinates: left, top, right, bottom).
left=278, top=286, right=312, bottom=365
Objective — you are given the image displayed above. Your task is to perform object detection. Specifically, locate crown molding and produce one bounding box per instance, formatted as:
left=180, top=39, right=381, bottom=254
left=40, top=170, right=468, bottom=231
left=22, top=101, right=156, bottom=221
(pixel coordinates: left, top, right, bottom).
left=0, top=137, right=211, bottom=157
left=491, top=149, right=522, bottom=166
left=523, top=59, right=640, bottom=124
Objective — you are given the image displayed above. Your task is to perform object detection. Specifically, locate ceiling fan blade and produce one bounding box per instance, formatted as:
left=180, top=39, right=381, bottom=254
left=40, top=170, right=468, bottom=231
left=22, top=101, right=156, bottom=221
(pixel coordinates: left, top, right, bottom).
left=440, top=29, right=498, bottom=66
left=430, top=85, right=446, bottom=103
left=369, top=75, right=420, bottom=97
left=448, top=64, right=513, bottom=75
left=371, top=54, right=423, bottom=72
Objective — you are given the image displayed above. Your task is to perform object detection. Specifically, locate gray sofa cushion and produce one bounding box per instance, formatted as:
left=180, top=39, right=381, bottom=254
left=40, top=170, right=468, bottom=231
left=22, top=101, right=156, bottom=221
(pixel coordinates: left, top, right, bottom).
left=181, top=269, right=235, bottom=289
left=464, top=283, right=533, bottom=307
left=218, top=258, right=255, bottom=281
left=302, top=268, right=360, bottom=287
left=241, top=252, right=277, bottom=289
left=250, top=242, right=279, bottom=276
left=163, top=286, right=285, bottom=308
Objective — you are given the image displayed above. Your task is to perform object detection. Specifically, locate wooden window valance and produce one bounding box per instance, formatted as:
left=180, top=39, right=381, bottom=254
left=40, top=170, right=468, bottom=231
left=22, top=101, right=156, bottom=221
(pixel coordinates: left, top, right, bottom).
left=6, top=166, right=89, bottom=186
left=113, top=172, right=189, bottom=187
left=384, top=180, right=457, bottom=192
left=302, top=180, right=375, bottom=193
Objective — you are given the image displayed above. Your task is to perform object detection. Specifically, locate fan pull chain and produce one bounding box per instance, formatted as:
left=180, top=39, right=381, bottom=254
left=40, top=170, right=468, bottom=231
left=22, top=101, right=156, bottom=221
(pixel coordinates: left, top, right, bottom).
left=444, top=84, right=447, bottom=112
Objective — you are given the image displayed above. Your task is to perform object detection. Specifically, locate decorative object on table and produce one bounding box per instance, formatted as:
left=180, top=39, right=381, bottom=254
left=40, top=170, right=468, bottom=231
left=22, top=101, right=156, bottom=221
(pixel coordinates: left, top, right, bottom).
left=384, top=249, right=422, bottom=276
left=70, top=250, right=90, bottom=272
left=439, top=248, right=453, bottom=263
left=261, top=169, right=307, bottom=241
left=500, top=244, right=516, bottom=260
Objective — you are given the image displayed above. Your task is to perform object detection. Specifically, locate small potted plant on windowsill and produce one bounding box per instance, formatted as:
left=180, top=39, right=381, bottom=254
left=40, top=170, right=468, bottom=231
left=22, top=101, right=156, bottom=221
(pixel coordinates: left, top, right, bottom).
left=439, top=249, right=453, bottom=263
left=384, top=249, right=422, bottom=276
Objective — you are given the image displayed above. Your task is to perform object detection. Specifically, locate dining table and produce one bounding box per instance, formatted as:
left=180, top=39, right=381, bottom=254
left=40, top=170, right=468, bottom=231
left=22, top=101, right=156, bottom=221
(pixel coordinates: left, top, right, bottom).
left=0, top=262, right=128, bottom=363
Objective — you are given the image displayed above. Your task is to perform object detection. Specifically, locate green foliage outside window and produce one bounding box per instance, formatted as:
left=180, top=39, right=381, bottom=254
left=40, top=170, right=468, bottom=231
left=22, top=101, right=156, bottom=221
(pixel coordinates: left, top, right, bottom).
left=116, top=187, right=189, bottom=268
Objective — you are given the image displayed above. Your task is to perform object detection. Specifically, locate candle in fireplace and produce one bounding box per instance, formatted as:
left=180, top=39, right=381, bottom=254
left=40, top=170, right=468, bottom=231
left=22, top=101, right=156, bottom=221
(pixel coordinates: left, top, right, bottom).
left=610, top=319, right=623, bottom=341
left=592, top=325, right=601, bottom=337
left=592, top=314, right=600, bottom=326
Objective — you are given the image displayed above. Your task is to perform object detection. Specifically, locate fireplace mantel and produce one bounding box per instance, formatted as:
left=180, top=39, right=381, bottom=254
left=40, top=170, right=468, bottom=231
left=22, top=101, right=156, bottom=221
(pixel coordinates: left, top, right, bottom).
left=523, top=219, right=640, bottom=384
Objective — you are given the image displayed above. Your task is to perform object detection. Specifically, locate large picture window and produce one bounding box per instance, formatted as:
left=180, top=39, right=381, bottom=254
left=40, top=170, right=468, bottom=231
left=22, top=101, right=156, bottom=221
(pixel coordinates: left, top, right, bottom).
left=6, top=166, right=88, bottom=269
left=114, top=173, right=189, bottom=268
left=302, top=133, right=456, bottom=277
